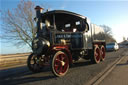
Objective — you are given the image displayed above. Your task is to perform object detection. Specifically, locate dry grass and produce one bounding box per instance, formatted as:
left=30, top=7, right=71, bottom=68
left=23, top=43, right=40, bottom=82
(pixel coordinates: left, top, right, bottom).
left=0, top=53, right=30, bottom=70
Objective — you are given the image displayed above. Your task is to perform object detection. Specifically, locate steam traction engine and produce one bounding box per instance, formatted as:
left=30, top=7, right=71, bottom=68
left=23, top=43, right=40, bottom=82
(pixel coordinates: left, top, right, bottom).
left=27, top=6, right=106, bottom=77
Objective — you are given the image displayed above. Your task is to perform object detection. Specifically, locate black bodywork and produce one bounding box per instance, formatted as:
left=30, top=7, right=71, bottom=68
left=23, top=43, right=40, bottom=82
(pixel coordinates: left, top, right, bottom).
left=28, top=6, right=106, bottom=77
left=33, top=9, right=105, bottom=59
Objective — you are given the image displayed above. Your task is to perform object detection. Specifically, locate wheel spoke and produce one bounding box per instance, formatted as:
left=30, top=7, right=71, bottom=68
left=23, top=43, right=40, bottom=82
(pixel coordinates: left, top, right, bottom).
left=95, top=48, right=100, bottom=61
left=54, top=64, right=59, bottom=70
left=33, top=58, right=37, bottom=64
left=55, top=59, right=61, bottom=64
left=60, top=54, right=64, bottom=61
left=32, top=57, right=39, bottom=69
left=54, top=59, right=62, bottom=73
left=27, top=54, right=43, bottom=72
left=101, top=47, right=105, bottom=59
left=101, top=51, right=103, bottom=55
left=52, top=51, right=69, bottom=76
left=58, top=65, right=63, bottom=74
left=63, top=63, right=68, bottom=72
left=96, top=55, right=99, bottom=61
left=95, top=52, right=98, bottom=57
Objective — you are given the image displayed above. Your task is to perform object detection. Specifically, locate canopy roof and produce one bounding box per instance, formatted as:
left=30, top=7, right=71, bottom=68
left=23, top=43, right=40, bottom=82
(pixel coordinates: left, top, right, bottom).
left=41, top=10, right=86, bottom=24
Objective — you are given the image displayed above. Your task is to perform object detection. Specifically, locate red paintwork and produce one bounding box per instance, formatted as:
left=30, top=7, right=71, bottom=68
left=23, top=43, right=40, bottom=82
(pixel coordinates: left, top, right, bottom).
left=101, top=46, right=105, bottom=59
left=43, top=45, right=72, bottom=65
left=51, top=45, right=73, bottom=65
left=54, top=53, right=69, bottom=75
left=95, top=47, right=100, bottom=62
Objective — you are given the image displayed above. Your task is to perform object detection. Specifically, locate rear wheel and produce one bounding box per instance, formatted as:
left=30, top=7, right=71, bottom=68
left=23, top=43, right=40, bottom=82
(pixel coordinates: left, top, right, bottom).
left=91, top=45, right=101, bottom=64
left=51, top=51, right=69, bottom=77
left=100, top=45, right=105, bottom=61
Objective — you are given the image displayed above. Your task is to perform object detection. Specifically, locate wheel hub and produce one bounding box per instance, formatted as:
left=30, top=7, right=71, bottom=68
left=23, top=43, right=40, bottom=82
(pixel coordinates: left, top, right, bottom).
left=61, top=61, right=65, bottom=66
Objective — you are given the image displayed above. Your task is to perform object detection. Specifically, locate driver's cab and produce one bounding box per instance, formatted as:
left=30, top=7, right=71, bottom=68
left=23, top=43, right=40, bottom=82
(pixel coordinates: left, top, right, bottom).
left=40, top=10, right=89, bottom=50
left=41, top=10, right=89, bottom=33
left=61, top=20, right=88, bottom=32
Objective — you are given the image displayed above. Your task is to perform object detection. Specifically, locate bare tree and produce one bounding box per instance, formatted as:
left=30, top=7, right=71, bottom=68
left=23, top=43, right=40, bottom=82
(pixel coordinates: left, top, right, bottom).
left=100, top=25, right=116, bottom=43
left=1, top=0, right=37, bottom=49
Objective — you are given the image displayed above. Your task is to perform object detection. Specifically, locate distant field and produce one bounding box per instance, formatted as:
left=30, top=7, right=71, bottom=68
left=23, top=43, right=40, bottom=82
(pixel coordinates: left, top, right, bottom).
left=0, top=53, right=30, bottom=70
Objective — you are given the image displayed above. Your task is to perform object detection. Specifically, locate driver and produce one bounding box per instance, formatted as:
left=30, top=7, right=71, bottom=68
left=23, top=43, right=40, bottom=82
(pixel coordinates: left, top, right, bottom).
left=45, top=19, right=50, bottom=28
left=41, top=19, right=51, bottom=39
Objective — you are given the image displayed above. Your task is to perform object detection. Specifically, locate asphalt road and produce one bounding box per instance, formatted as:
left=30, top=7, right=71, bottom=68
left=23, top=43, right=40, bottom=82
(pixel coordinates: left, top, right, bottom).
left=0, top=47, right=128, bottom=85
left=99, top=54, right=128, bottom=85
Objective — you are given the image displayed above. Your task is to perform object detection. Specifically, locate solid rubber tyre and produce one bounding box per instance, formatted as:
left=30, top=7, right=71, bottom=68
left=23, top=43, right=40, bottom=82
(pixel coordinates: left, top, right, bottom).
left=51, top=51, right=69, bottom=77
left=91, top=45, right=101, bottom=64
left=27, top=53, right=42, bottom=72
left=100, top=45, right=105, bottom=61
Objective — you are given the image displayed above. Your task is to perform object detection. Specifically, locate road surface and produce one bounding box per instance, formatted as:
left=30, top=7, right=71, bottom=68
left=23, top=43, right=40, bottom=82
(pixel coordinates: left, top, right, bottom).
left=99, top=53, right=128, bottom=85
left=0, top=48, right=128, bottom=85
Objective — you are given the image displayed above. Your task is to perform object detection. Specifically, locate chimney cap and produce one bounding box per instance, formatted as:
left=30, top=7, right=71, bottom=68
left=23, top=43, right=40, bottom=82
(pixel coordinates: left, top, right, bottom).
left=35, top=6, right=44, bottom=10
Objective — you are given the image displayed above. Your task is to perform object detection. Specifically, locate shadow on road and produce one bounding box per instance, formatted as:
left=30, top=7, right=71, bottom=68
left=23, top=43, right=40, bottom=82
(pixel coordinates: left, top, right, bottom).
left=117, top=63, right=128, bottom=66
left=71, top=60, right=92, bottom=68
left=0, top=66, right=56, bottom=85
left=0, top=60, right=93, bottom=85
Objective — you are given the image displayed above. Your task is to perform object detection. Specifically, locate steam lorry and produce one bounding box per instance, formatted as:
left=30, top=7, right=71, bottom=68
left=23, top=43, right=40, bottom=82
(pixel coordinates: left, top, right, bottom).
left=27, top=6, right=106, bottom=77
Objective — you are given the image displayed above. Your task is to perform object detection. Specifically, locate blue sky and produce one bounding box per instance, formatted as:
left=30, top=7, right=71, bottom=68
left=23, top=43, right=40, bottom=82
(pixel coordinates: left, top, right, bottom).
left=0, top=0, right=128, bottom=54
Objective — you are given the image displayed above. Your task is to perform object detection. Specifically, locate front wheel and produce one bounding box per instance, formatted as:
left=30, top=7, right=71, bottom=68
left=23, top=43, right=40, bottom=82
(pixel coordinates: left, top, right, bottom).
left=51, top=51, right=69, bottom=77
left=27, top=53, right=43, bottom=72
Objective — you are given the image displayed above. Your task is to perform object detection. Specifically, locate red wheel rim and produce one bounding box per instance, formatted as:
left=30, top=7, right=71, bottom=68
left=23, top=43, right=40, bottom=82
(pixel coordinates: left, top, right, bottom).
left=101, top=46, right=105, bottom=59
left=95, top=47, right=100, bottom=62
left=54, top=53, right=69, bottom=75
